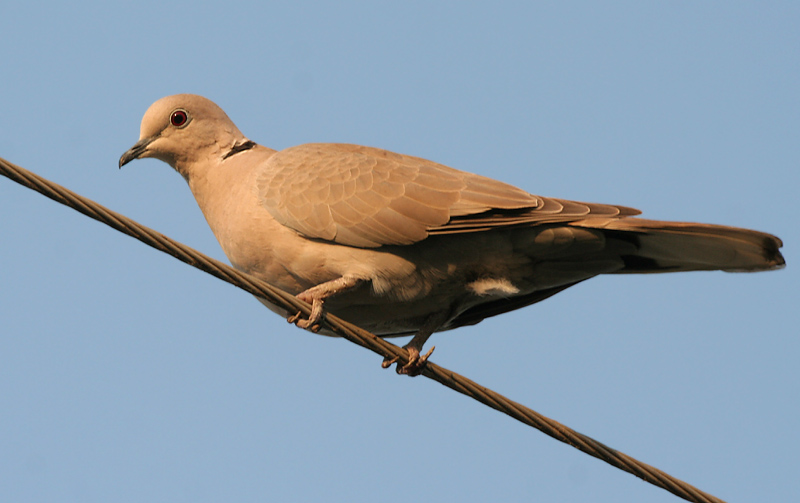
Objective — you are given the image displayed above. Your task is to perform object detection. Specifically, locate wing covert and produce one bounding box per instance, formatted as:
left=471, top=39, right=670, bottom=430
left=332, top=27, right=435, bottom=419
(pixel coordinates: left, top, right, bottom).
left=256, top=143, right=639, bottom=247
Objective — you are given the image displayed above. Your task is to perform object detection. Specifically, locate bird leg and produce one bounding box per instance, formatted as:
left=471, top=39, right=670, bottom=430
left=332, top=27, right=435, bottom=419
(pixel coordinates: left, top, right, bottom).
left=382, top=311, right=447, bottom=376
left=287, top=275, right=362, bottom=331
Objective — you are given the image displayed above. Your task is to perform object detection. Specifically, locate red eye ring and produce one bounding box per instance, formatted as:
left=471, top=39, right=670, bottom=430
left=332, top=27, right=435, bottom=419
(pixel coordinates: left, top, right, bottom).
left=170, top=109, right=189, bottom=128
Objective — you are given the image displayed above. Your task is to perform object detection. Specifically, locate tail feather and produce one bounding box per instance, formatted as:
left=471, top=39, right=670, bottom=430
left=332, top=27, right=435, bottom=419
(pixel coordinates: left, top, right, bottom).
left=573, top=218, right=785, bottom=273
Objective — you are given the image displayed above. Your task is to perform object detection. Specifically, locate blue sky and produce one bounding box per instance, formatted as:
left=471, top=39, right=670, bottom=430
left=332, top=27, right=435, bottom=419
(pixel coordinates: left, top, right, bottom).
left=1, top=2, right=797, bottom=502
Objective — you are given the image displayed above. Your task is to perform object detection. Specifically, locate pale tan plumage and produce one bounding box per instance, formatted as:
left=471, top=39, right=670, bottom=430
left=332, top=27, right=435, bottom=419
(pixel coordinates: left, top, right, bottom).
left=120, top=94, right=784, bottom=374
left=256, top=143, right=641, bottom=248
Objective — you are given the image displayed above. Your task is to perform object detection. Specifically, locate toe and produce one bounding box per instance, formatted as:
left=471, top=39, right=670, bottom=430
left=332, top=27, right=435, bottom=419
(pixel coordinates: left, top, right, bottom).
left=396, top=346, right=434, bottom=376
left=381, top=355, right=399, bottom=369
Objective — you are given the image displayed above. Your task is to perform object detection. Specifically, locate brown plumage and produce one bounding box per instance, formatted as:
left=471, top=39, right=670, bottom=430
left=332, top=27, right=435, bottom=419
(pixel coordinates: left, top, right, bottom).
left=120, top=94, right=784, bottom=374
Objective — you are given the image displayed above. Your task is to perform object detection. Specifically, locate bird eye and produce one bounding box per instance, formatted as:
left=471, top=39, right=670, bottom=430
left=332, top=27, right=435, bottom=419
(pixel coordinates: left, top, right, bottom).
left=170, top=109, right=189, bottom=128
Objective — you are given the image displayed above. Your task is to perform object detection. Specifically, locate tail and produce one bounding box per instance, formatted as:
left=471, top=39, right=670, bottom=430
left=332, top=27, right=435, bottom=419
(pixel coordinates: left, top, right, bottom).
left=573, top=218, right=785, bottom=273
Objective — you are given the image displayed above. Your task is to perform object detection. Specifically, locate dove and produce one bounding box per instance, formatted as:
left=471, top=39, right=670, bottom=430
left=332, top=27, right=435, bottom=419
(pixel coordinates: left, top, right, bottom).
left=120, top=94, right=784, bottom=375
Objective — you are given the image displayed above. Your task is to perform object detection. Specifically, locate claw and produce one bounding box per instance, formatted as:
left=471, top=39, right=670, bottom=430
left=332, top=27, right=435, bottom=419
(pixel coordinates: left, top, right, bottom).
left=381, top=355, right=399, bottom=369
left=287, top=294, right=325, bottom=331
left=295, top=317, right=320, bottom=331
left=287, top=310, right=321, bottom=332
left=382, top=346, right=435, bottom=376
left=288, top=276, right=361, bottom=332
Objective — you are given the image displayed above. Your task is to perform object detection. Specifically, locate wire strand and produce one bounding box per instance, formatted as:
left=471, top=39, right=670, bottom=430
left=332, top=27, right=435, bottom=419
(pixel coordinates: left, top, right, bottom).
left=0, top=156, right=726, bottom=503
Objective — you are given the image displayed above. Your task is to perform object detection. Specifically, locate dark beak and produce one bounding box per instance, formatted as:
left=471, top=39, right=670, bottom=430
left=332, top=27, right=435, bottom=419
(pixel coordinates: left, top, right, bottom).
left=119, top=136, right=156, bottom=168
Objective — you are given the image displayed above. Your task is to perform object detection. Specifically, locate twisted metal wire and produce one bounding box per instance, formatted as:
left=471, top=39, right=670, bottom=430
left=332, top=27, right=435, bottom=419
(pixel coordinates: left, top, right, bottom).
left=0, top=156, right=726, bottom=503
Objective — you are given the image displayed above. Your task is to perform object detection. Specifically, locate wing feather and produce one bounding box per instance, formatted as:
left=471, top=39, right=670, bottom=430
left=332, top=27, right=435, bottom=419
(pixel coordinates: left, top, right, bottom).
left=256, top=143, right=640, bottom=247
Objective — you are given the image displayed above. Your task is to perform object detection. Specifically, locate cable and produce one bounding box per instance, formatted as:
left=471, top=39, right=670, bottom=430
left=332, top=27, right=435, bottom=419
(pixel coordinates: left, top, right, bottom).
left=0, top=156, right=726, bottom=503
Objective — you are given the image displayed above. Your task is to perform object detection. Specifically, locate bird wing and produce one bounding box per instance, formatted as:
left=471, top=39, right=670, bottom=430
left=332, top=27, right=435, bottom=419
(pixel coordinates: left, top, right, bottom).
left=256, top=143, right=639, bottom=248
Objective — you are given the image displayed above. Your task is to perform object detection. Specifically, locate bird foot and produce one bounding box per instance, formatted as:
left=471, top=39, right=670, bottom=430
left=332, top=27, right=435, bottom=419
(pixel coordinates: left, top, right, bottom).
left=382, top=346, right=435, bottom=376
left=286, top=290, right=323, bottom=333
left=287, top=292, right=323, bottom=332
left=287, top=277, right=361, bottom=333
left=287, top=311, right=322, bottom=332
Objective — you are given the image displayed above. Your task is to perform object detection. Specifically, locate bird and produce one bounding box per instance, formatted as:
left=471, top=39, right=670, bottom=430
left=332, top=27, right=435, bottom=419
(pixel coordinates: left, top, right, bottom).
left=119, top=94, right=785, bottom=375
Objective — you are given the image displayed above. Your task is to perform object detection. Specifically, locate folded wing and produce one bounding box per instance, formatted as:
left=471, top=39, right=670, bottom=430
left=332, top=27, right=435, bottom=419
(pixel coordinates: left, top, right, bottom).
left=256, top=143, right=637, bottom=248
